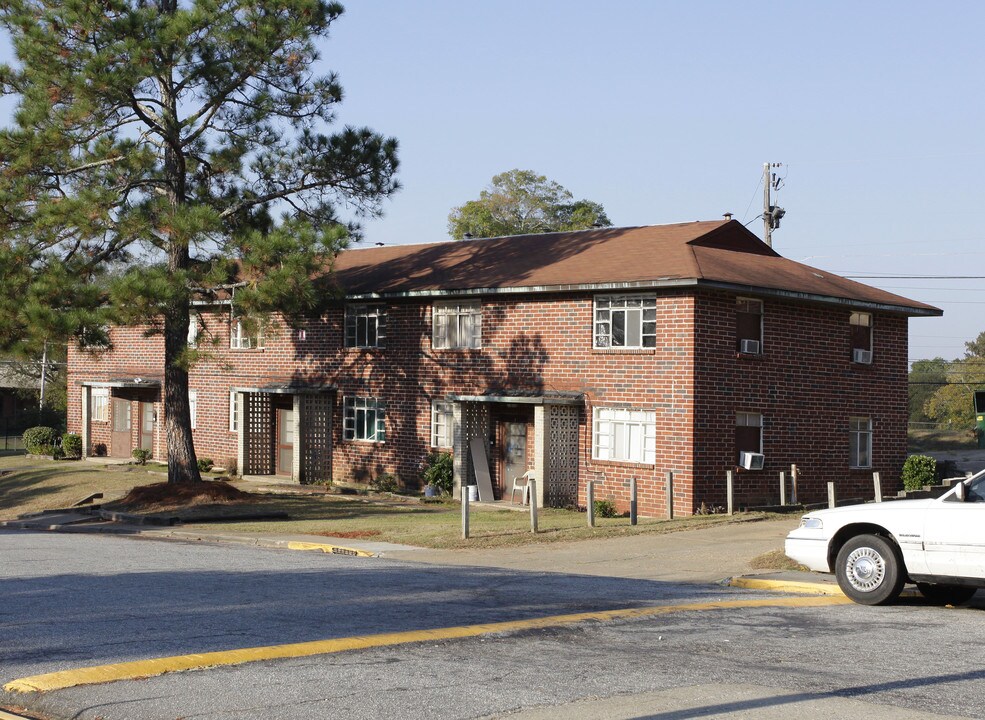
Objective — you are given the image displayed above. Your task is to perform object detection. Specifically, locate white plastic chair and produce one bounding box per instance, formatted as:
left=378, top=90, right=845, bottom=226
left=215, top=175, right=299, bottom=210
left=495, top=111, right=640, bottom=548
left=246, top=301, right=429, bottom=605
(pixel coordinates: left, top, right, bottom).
left=510, top=470, right=535, bottom=505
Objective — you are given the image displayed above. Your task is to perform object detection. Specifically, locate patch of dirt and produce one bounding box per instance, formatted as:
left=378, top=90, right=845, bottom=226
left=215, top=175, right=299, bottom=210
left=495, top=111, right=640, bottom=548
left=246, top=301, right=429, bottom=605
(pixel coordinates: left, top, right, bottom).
left=113, top=481, right=254, bottom=513
left=749, top=548, right=806, bottom=571
left=312, top=529, right=381, bottom=539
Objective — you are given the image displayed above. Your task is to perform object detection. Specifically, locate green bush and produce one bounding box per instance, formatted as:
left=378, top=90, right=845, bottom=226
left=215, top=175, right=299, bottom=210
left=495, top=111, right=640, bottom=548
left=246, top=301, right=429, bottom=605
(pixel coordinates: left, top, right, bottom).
left=131, top=448, right=151, bottom=465
left=902, top=455, right=937, bottom=492
left=61, top=433, right=82, bottom=458
left=593, top=499, right=618, bottom=518
left=422, top=451, right=454, bottom=494
left=197, top=458, right=214, bottom=472
left=370, top=472, right=399, bottom=493
left=24, top=426, right=60, bottom=455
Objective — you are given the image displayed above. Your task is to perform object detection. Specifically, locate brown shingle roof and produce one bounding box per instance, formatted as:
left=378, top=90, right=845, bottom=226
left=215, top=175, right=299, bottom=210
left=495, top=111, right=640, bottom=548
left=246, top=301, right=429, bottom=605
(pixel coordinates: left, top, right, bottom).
left=330, top=220, right=940, bottom=316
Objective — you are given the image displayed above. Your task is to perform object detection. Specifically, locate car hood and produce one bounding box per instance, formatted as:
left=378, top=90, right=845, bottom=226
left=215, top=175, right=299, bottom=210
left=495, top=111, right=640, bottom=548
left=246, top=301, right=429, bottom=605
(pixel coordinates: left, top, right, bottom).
left=804, top=498, right=940, bottom=519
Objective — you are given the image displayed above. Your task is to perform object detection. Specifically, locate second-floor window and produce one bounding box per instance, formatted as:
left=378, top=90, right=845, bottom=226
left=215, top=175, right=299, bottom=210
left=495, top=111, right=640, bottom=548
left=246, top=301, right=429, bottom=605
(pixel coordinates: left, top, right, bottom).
left=594, top=295, right=656, bottom=349
left=433, top=300, right=482, bottom=349
left=851, top=311, right=873, bottom=364
left=230, top=317, right=265, bottom=350
left=736, top=298, right=763, bottom=354
left=345, top=304, right=386, bottom=348
left=188, top=312, right=200, bottom=348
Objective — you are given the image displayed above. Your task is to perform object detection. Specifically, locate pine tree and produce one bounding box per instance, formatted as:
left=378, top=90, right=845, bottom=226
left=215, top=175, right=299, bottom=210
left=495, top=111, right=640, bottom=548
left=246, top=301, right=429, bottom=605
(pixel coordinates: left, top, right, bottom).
left=0, top=0, right=399, bottom=482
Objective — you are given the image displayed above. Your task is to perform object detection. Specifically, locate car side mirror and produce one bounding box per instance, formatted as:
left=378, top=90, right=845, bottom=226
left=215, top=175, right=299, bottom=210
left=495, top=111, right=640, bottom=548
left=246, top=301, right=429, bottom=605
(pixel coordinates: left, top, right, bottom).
left=955, top=482, right=967, bottom=502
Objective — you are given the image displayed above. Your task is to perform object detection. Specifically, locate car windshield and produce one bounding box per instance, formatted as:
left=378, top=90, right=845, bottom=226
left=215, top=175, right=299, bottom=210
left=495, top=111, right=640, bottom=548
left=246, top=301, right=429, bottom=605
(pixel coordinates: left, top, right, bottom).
left=967, top=476, right=985, bottom=503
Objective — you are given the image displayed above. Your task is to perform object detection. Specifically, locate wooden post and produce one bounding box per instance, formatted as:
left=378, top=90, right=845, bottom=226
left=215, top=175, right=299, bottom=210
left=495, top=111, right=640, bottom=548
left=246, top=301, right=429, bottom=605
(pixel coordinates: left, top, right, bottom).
left=726, top=470, right=734, bottom=515
left=665, top=471, right=674, bottom=520
left=630, top=477, right=638, bottom=526
left=790, top=464, right=799, bottom=505
left=461, top=485, right=470, bottom=539
left=873, top=472, right=882, bottom=503
left=828, top=481, right=836, bottom=509
left=779, top=471, right=786, bottom=506
left=529, top=479, right=538, bottom=533
left=587, top=480, right=595, bottom=527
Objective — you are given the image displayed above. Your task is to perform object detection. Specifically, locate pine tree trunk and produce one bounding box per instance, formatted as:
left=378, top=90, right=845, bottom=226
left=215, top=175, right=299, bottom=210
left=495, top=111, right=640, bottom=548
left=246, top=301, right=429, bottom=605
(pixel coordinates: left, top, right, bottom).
left=163, top=301, right=201, bottom=484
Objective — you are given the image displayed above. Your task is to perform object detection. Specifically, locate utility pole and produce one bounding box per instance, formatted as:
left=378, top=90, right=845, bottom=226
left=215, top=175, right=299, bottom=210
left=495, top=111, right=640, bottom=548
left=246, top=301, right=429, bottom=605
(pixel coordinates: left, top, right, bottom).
left=762, top=162, right=786, bottom=247
left=38, top=340, right=47, bottom=412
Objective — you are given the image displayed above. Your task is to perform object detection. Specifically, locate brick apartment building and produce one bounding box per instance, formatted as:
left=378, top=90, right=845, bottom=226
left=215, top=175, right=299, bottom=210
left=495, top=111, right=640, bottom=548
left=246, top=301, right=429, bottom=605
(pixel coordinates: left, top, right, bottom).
left=66, top=220, right=941, bottom=516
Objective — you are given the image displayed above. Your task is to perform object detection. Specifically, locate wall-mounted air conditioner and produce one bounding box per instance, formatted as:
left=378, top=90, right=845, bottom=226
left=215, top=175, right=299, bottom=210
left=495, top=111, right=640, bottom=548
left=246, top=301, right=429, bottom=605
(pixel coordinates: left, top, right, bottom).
left=740, top=339, right=761, bottom=355
left=739, top=451, right=765, bottom=470
left=853, top=348, right=872, bottom=364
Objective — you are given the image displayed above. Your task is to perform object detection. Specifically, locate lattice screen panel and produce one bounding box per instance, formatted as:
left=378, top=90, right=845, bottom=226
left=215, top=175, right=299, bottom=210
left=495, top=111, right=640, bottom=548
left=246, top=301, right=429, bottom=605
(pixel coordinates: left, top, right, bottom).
left=300, top=394, right=332, bottom=484
left=546, top=405, right=580, bottom=507
left=461, top=402, right=490, bottom=486
left=244, top=393, right=274, bottom=475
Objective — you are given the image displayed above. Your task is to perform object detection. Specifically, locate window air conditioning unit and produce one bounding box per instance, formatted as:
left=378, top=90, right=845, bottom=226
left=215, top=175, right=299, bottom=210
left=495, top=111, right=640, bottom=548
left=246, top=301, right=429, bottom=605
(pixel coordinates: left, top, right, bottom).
left=853, top=348, right=873, bottom=364
left=740, top=339, right=760, bottom=355
left=739, top=451, right=765, bottom=470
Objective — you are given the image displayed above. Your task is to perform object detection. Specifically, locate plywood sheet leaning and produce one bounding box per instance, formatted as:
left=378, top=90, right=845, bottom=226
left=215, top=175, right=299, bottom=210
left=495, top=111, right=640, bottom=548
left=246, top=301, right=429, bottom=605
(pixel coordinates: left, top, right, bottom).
left=469, top=437, right=495, bottom=502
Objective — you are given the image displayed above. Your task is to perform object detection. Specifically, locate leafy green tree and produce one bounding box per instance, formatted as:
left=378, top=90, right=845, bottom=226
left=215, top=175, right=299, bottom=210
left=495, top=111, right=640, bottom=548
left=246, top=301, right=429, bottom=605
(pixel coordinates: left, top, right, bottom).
left=908, top=357, right=948, bottom=422
left=924, top=354, right=985, bottom=429
left=448, top=169, right=611, bottom=239
left=0, top=0, right=398, bottom=483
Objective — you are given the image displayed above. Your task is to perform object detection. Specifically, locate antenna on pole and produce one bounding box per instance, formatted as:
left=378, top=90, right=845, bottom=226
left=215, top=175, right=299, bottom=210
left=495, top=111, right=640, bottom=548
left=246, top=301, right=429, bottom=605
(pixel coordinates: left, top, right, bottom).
left=762, top=162, right=785, bottom=247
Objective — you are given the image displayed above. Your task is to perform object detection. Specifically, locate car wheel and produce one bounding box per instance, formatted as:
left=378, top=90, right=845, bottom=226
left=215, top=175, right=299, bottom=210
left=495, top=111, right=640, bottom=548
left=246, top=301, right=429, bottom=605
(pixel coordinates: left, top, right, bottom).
left=916, top=583, right=978, bottom=606
left=835, top=534, right=905, bottom=605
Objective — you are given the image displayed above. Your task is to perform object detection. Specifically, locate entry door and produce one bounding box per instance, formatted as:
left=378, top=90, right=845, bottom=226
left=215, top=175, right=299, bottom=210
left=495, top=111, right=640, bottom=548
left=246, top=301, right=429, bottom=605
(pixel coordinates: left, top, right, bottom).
left=111, top=398, right=131, bottom=458
left=500, top=422, right=528, bottom=497
left=139, top=402, right=155, bottom=455
left=277, top=408, right=294, bottom=476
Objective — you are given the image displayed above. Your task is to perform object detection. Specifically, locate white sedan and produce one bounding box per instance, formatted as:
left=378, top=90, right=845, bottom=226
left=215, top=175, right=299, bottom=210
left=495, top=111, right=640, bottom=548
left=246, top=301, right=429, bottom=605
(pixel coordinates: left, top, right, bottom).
left=785, top=468, right=985, bottom=605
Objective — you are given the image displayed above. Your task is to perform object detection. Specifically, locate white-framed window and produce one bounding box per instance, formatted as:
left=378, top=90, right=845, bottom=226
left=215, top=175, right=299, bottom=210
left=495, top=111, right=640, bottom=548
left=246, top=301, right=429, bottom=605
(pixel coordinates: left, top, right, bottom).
left=345, top=304, right=386, bottom=348
left=189, top=390, right=198, bottom=430
left=593, top=295, right=656, bottom=349
left=736, top=297, right=763, bottom=354
left=431, top=400, right=454, bottom=448
left=90, top=388, right=109, bottom=422
left=592, top=407, right=656, bottom=464
left=850, top=416, right=872, bottom=468
left=229, top=391, right=240, bottom=433
left=187, top=312, right=200, bottom=348
left=433, top=300, right=481, bottom=349
left=850, top=311, right=873, bottom=363
left=343, top=396, right=385, bottom=442
left=230, top=317, right=265, bottom=350
left=736, top=412, right=763, bottom=457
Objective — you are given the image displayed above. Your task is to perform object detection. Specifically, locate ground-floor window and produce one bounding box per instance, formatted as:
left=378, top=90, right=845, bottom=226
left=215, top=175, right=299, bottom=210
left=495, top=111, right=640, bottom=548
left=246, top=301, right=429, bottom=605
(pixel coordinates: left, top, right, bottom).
left=850, top=416, right=872, bottom=468
left=189, top=390, right=198, bottom=430
left=90, top=388, right=109, bottom=422
left=229, top=391, right=239, bottom=432
left=735, top=412, right=763, bottom=459
left=431, top=400, right=453, bottom=448
left=343, top=396, right=385, bottom=442
left=592, top=407, right=656, bottom=464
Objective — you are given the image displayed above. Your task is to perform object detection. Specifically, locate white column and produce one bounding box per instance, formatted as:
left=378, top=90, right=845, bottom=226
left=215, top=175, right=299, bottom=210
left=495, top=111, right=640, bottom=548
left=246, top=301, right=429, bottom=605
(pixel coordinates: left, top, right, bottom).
left=236, top=392, right=246, bottom=477
left=81, top=385, right=91, bottom=459
left=533, top=405, right=547, bottom=509
left=292, top=394, right=302, bottom=483
left=451, top=402, right=464, bottom=499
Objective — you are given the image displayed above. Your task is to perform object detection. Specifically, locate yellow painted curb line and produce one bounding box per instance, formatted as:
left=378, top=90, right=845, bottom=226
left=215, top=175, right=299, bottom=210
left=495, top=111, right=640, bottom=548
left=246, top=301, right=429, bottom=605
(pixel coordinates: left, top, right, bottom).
left=729, top=577, right=846, bottom=596
left=4, top=595, right=849, bottom=694
left=285, top=541, right=375, bottom=558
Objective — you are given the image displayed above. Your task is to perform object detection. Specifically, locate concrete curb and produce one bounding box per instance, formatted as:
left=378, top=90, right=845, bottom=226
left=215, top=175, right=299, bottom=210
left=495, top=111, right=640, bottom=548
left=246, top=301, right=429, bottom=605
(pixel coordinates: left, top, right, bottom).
left=727, top=574, right=921, bottom=599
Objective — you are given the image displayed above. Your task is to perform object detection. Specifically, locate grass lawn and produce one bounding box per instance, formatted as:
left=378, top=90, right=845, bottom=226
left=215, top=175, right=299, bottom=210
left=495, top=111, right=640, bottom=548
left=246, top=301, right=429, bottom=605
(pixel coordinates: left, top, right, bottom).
left=908, top=428, right=977, bottom=452
left=0, top=454, right=777, bottom=549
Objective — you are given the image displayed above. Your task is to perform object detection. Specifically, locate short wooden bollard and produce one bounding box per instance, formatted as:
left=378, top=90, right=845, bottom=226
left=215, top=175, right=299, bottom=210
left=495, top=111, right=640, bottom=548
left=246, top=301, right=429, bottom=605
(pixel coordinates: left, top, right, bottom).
left=828, top=481, right=836, bottom=509
left=790, top=464, right=799, bottom=505
left=461, top=485, right=470, bottom=539
left=665, top=471, right=674, bottom=520
left=873, top=472, right=882, bottom=503
left=726, top=470, right=734, bottom=515
left=630, top=477, right=638, bottom=526
left=529, top=479, right=538, bottom=533
left=587, top=481, right=596, bottom=527
left=779, top=471, right=786, bottom=506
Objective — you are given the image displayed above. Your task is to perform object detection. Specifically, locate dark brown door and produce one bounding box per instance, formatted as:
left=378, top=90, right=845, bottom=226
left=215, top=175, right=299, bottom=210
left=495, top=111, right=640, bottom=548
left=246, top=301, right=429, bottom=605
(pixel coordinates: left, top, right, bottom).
left=276, top=407, right=294, bottom=476
left=139, top=402, right=155, bottom=455
left=111, top=398, right=131, bottom=458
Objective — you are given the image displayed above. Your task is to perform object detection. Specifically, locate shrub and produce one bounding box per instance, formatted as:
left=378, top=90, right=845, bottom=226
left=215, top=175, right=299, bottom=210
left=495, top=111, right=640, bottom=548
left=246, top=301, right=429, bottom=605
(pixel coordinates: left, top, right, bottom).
left=370, top=472, right=398, bottom=493
left=422, top=451, right=453, bottom=495
left=24, top=426, right=60, bottom=455
left=61, top=433, right=82, bottom=458
left=131, top=448, right=151, bottom=465
left=197, top=458, right=214, bottom=472
left=220, top=457, right=238, bottom=476
left=593, top=499, right=618, bottom=518
left=902, top=455, right=937, bottom=492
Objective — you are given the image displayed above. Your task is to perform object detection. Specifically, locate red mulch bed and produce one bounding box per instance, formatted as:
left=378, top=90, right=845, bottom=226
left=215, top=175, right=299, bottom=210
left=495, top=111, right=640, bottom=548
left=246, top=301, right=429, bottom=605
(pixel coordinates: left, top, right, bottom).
left=115, top=481, right=254, bottom=512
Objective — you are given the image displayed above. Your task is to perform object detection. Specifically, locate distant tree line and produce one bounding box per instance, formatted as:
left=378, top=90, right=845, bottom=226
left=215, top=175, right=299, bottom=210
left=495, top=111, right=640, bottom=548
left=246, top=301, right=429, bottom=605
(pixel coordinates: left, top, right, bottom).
left=909, top=331, right=985, bottom=428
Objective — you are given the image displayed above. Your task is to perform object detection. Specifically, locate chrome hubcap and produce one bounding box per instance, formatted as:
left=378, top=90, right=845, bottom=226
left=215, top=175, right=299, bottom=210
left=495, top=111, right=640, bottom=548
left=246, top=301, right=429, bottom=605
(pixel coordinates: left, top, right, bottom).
left=845, top=546, right=886, bottom=592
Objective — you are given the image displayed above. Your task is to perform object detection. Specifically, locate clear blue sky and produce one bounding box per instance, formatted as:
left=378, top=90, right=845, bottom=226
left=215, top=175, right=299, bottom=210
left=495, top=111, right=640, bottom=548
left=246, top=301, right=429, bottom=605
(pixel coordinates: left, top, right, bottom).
left=3, top=1, right=984, bottom=363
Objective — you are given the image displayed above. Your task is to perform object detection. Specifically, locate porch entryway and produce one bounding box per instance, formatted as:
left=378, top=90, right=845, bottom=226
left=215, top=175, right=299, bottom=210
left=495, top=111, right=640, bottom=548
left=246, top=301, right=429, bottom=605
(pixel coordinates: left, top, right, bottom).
left=80, top=379, right=162, bottom=460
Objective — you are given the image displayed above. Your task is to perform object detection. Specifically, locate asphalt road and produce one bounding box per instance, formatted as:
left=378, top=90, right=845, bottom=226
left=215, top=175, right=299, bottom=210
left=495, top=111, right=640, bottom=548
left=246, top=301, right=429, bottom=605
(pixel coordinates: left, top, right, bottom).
left=2, top=530, right=985, bottom=719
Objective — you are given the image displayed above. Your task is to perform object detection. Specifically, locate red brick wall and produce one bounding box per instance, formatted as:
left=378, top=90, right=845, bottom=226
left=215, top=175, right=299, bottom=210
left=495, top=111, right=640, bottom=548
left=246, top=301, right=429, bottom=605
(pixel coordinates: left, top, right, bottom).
left=67, top=288, right=910, bottom=516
